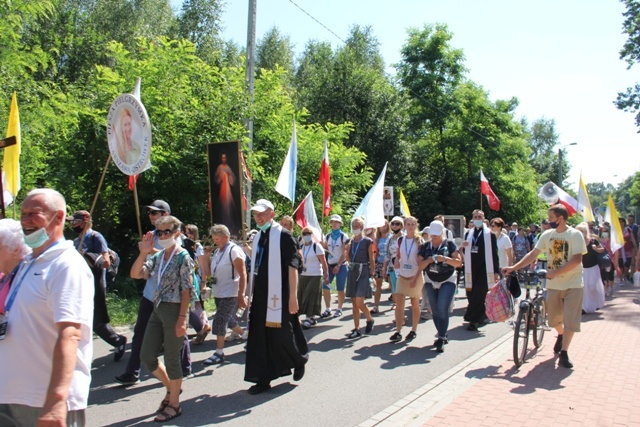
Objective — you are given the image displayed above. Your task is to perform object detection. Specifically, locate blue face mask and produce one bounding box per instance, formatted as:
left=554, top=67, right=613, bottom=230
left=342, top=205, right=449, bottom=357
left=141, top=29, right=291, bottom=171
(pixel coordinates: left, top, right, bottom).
left=302, top=235, right=313, bottom=243
left=257, top=221, right=271, bottom=232
left=473, top=220, right=484, bottom=228
left=23, top=214, right=56, bottom=249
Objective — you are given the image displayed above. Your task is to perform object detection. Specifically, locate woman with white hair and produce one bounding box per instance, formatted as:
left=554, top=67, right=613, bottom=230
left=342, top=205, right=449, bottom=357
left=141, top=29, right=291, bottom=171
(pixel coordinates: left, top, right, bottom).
left=0, top=219, right=31, bottom=314
left=576, top=222, right=605, bottom=313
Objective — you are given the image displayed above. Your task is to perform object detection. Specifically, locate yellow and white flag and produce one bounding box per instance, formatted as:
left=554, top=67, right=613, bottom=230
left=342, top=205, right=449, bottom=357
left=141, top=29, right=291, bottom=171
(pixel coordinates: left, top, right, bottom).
left=399, top=190, right=411, bottom=217
left=577, top=174, right=594, bottom=222
left=2, top=92, right=20, bottom=207
left=605, top=194, right=623, bottom=254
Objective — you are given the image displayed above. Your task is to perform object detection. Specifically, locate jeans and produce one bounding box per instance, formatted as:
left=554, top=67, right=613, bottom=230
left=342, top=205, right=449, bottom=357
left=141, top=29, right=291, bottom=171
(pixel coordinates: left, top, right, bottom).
left=425, top=281, right=456, bottom=339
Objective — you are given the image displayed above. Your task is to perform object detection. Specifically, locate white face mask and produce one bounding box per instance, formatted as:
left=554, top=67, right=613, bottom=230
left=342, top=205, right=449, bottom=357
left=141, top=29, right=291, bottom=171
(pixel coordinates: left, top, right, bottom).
left=302, top=235, right=313, bottom=243
left=158, top=236, right=176, bottom=249
left=352, top=228, right=362, bottom=236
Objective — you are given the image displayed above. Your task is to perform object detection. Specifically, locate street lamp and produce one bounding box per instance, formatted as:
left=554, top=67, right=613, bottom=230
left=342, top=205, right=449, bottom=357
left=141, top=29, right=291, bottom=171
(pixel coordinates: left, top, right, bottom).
left=558, top=142, right=578, bottom=186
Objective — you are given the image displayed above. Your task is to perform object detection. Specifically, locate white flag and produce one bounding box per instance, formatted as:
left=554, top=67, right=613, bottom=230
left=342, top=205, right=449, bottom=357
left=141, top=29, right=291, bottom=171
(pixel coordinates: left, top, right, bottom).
left=275, top=121, right=298, bottom=203
left=353, top=162, right=387, bottom=229
left=294, top=191, right=322, bottom=242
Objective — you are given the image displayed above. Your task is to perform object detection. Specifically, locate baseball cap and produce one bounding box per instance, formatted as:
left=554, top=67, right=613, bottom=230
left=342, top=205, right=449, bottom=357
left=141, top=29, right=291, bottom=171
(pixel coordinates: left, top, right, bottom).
left=329, top=214, right=343, bottom=224
left=429, top=220, right=445, bottom=236
left=66, top=210, right=90, bottom=222
left=421, top=226, right=430, bottom=235
left=251, top=199, right=274, bottom=212
left=146, top=200, right=171, bottom=214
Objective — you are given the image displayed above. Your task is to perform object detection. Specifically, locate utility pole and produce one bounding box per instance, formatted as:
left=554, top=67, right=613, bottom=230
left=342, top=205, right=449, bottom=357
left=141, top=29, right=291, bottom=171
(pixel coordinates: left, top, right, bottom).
left=245, top=0, right=257, bottom=232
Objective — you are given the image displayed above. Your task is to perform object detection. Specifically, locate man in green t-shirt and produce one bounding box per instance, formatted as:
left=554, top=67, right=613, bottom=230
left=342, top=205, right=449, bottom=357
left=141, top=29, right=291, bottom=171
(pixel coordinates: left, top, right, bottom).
left=503, top=204, right=586, bottom=369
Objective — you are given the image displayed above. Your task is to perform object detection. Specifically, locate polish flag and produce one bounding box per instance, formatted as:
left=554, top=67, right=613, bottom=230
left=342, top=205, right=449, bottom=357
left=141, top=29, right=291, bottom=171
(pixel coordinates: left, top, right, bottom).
left=480, top=170, right=501, bottom=211
left=294, top=191, right=322, bottom=242
left=318, top=140, right=331, bottom=216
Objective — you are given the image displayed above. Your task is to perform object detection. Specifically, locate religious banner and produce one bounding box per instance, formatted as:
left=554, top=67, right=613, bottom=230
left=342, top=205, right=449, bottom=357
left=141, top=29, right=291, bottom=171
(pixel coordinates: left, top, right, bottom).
left=106, top=94, right=152, bottom=175
left=383, top=186, right=394, bottom=216
left=208, top=141, right=244, bottom=239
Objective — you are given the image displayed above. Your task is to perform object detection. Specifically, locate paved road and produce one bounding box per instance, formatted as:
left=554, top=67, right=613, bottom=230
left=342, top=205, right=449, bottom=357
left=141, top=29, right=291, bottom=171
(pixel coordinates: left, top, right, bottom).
left=86, top=290, right=512, bottom=427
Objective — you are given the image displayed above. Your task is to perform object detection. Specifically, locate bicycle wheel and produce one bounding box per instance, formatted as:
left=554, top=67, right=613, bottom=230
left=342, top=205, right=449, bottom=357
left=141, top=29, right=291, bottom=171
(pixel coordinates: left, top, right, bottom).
left=513, top=308, right=529, bottom=367
left=532, top=298, right=547, bottom=348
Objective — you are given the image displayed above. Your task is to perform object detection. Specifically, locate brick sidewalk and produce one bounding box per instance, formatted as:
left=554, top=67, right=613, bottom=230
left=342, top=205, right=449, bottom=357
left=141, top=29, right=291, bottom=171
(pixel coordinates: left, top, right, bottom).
left=420, top=283, right=640, bottom=427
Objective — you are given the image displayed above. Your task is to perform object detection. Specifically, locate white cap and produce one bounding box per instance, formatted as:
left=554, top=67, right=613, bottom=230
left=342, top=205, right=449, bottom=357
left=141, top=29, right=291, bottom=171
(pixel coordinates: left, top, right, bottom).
left=429, top=220, right=444, bottom=236
left=390, top=216, right=404, bottom=226
left=421, top=226, right=430, bottom=235
left=251, top=199, right=274, bottom=212
left=329, top=214, right=343, bottom=224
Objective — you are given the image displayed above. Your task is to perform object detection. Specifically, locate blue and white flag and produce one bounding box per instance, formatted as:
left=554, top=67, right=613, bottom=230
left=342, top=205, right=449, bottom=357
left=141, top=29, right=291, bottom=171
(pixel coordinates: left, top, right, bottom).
left=275, top=121, right=298, bottom=203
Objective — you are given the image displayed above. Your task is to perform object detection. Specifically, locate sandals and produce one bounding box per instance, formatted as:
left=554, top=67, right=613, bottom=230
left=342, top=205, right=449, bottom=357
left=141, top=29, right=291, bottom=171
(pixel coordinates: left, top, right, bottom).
left=157, top=389, right=183, bottom=413
left=204, top=352, right=225, bottom=365
left=370, top=306, right=379, bottom=314
left=192, top=324, right=211, bottom=345
left=154, top=404, right=182, bottom=423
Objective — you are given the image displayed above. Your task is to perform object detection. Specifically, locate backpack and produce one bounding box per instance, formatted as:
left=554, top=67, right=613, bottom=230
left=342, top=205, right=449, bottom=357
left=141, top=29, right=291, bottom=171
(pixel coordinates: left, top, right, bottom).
left=177, top=251, right=200, bottom=301
left=485, top=277, right=514, bottom=322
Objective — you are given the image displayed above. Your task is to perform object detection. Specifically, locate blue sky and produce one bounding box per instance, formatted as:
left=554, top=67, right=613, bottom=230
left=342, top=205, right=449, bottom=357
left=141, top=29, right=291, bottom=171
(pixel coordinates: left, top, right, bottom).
left=175, top=0, right=639, bottom=190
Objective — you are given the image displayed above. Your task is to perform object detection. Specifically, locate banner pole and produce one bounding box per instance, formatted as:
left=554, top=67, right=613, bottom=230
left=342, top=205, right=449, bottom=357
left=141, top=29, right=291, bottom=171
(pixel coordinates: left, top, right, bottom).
left=133, top=180, right=142, bottom=238
left=77, top=153, right=112, bottom=252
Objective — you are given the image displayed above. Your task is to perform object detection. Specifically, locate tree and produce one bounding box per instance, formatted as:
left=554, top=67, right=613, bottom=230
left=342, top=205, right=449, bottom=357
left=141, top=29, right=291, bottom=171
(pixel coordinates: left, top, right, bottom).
left=524, top=118, right=571, bottom=184
left=176, top=0, right=224, bottom=64
left=256, top=27, right=295, bottom=78
left=616, top=0, right=640, bottom=129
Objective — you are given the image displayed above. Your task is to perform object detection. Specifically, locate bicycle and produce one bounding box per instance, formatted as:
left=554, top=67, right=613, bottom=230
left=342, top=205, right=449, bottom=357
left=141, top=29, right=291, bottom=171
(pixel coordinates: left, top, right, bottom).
left=511, top=269, right=548, bottom=367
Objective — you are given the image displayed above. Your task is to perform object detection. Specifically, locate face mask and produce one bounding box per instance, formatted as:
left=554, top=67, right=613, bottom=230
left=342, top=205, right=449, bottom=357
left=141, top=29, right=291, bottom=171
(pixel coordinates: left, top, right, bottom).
left=257, top=221, right=271, bottom=232
left=492, top=230, right=500, bottom=236
left=549, top=221, right=558, bottom=229
left=392, top=227, right=402, bottom=234
left=158, top=236, right=176, bottom=249
left=302, top=235, right=312, bottom=243
left=23, top=214, right=56, bottom=249
left=72, top=226, right=84, bottom=234
left=473, top=220, right=483, bottom=228
left=352, top=229, right=362, bottom=236
left=602, top=232, right=609, bottom=238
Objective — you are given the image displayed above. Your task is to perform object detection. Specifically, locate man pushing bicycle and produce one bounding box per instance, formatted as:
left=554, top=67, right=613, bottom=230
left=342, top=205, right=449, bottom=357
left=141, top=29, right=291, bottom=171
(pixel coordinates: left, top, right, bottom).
left=503, top=204, right=586, bottom=369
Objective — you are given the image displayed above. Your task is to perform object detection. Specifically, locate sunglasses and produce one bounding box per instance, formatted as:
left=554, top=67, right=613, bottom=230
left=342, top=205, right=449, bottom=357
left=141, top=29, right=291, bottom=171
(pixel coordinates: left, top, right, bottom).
left=302, top=232, right=312, bottom=236
left=155, top=228, right=175, bottom=236
left=148, top=210, right=164, bottom=216
left=391, top=222, right=402, bottom=226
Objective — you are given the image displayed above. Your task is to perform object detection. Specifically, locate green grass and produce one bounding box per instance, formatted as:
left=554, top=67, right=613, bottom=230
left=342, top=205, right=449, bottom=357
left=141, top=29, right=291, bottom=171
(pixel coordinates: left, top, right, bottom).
left=106, top=293, right=140, bottom=326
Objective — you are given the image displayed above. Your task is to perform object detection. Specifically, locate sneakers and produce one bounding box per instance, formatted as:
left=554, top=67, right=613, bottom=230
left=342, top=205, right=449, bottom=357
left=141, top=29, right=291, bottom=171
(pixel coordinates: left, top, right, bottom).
left=370, top=306, right=379, bottom=314
left=114, top=336, right=127, bottom=362
left=405, top=330, right=417, bottom=341
left=434, top=338, right=444, bottom=353
left=320, top=308, right=332, bottom=318
left=389, top=332, right=402, bottom=342
left=558, top=350, right=573, bottom=368
left=365, top=319, right=375, bottom=334
left=183, top=371, right=195, bottom=379
left=553, top=335, right=563, bottom=354
left=114, top=372, right=139, bottom=386
left=347, top=329, right=362, bottom=339
left=225, top=331, right=243, bottom=342
left=302, top=318, right=317, bottom=329
left=333, top=309, right=343, bottom=318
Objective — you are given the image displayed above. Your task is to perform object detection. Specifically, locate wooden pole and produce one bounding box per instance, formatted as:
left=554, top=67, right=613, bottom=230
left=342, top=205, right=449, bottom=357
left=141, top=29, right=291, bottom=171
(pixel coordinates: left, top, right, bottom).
left=78, top=153, right=112, bottom=251
left=133, top=180, right=142, bottom=238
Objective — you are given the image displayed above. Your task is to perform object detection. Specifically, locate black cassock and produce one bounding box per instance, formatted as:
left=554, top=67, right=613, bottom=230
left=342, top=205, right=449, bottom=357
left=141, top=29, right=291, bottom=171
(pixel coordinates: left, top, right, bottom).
left=463, top=228, right=499, bottom=324
left=244, top=228, right=309, bottom=385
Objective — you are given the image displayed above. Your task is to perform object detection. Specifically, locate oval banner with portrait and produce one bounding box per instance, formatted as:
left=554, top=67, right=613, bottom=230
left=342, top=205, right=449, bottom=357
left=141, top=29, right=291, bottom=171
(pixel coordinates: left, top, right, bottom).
left=106, top=94, right=152, bottom=176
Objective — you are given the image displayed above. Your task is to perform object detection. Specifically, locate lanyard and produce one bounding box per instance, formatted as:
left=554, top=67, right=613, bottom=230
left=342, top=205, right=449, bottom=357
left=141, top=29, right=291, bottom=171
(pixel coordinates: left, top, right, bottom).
left=351, top=237, right=363, bottom=259
left=156, top=246, right=178, bottom=292
left=0, top=265, right=20, bottom=294
left=5, top=241, right=60, bottom=314
left=303, top=242, right=314, bottom=264
left=213, top=243, right=230, bottom=275
left=404, top=238, right=415, bottom=258
left=472, top=228, right=482, bottom=246
left=330, top=235, right=339, bottom=253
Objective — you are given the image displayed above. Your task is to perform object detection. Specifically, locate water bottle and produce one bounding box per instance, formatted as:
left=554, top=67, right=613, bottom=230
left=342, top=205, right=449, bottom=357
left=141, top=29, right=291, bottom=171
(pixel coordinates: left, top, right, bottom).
left=443, top=244, right=449, bottom=259
left=369, top=278, right=376, bottom=293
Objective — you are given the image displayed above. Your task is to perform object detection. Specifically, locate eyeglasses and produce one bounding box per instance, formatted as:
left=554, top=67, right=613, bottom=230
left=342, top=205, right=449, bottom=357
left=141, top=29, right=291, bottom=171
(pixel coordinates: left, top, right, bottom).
left=390, top=222, right=402, bottom=226
left=148, top=210, right=163, bottom=216
left=70, top=220, right=84, bottom=226
left=155, top=229, right=175, bottom=236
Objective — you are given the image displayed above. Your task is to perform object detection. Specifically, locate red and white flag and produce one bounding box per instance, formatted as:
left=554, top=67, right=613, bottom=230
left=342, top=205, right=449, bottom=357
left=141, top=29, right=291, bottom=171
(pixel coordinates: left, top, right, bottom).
left=294, top=191, right=322, bottom=242
left=318, top=140, right=331, bottom=216
left=480, top=170, right=501, bottom=211
left=537, top=181, right=578, bottom=216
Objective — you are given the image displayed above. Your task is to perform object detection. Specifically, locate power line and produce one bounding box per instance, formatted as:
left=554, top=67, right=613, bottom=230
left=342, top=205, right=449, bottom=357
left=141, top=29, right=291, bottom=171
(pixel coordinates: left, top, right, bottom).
left=287, top=0, right=347, bottom=44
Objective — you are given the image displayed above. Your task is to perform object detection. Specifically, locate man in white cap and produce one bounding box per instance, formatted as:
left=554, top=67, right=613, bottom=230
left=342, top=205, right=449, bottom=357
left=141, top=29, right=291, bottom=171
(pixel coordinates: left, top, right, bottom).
left=244, top=199, right=308, bottom=394
left=320, top=214, right=349, bottom=318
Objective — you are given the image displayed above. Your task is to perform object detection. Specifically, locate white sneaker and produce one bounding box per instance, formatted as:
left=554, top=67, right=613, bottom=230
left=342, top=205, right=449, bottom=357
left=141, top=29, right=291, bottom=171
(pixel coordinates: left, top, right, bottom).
left=225, top=331, right=242, bottom=342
